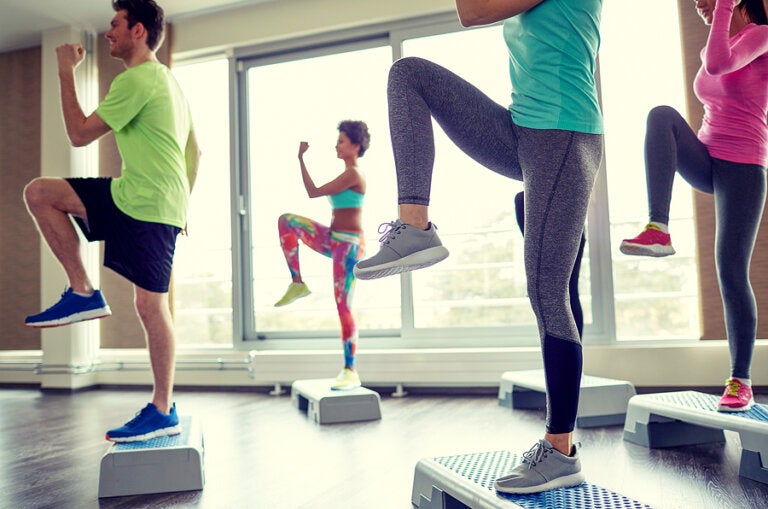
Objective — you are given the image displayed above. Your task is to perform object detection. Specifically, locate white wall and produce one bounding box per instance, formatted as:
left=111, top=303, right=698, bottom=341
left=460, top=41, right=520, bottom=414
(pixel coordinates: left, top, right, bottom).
left=172, top=0, right=454, bottom=59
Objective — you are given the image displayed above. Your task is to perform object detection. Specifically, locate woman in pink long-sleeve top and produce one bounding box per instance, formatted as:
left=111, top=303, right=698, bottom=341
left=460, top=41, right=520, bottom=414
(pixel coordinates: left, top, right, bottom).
left=621, top=0, right=768, bottom=411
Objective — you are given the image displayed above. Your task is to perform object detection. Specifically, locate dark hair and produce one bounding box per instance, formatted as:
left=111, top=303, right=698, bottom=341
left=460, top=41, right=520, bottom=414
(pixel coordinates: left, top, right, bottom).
left=338, top=120, right=371, bottom=157
left=112, top=0, right=165, bottom=51
left=740, top=0, right=768, bottom=25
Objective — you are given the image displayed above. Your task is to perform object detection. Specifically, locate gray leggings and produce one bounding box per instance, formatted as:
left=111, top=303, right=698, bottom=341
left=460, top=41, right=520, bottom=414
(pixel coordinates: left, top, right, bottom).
left=389, top=57, right=604, bottom=433
left=645, top=105, right=767, bottom=379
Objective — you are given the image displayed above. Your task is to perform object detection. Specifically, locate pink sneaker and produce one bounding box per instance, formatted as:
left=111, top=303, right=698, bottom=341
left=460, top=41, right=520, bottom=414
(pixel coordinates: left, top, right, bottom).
left=620, top=224, right=675, bottom=257
left=717, top=378, right=754, bottom=412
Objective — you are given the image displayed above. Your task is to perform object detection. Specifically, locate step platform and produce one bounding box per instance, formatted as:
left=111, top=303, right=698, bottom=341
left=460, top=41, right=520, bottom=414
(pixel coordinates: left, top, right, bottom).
left=498, top=370, right=636, bottom=428
left=623, top=391, right=768, bottom=484
left=98, top=416, right=204, bottom=498
left=412, top=450, right=651, bottom=509
left=290, top=378, right=382, bottom=424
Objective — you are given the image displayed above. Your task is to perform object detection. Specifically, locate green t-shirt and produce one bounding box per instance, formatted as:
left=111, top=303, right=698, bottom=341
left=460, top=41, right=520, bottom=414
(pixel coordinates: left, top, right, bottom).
left=96, top=61, right=193, bottom=228
left=504, top=0, right=603, bottom=134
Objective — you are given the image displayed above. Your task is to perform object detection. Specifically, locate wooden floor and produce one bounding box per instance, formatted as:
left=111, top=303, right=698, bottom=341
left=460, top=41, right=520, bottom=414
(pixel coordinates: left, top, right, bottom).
left=0, top=385, right=766, bottom=509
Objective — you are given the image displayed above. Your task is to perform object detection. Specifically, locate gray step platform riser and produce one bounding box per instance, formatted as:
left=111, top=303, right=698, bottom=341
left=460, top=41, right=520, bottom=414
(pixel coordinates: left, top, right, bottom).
left=498, top=371, right=636, bottom=428
left=98, top=416, right=205, bottom=498
left=291, top=379, right=382, bottom=424
left=622, top=391, right=768, bottom=484
left=623, top=420, right=726, bottom=448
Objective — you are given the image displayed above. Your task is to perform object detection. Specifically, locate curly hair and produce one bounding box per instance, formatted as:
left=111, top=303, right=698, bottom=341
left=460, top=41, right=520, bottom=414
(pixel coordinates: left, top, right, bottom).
left=338, top=120, right=371, bottom=157
left=112, top=0, right=165, bottom=51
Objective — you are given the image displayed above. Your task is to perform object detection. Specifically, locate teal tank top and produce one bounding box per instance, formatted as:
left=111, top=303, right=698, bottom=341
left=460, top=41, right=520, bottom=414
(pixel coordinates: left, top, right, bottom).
left=503, top=0, right=603, bottom=134
left=328, top=189, right=364, bottom=209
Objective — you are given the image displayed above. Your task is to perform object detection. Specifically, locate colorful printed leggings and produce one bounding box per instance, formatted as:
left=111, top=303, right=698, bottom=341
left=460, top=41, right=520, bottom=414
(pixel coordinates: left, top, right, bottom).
left=278, top=213, right=365, bottom=367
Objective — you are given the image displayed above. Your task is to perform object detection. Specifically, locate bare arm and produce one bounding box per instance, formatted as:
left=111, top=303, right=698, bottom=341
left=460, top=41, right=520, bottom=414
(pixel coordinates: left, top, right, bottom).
left=297, top=141, right=361, bottom=198
left=455, top=0, right=545, bottom=27
left=185, top=130, right=201, bottom=193
left=57, top=43, right=111, bottom=147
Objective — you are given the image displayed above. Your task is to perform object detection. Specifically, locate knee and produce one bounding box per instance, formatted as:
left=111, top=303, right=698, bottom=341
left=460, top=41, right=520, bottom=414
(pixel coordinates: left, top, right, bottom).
left=278, top=213, right=293, bottom=229
left=134, top=292, right=168, bottom=323
left=23, top=177, right=49, bottom=210
left=389, top=57, right=424, bottom=87
left=646, top=105, right=678, bottom=129
left=716, top=265, right=748, bottom=298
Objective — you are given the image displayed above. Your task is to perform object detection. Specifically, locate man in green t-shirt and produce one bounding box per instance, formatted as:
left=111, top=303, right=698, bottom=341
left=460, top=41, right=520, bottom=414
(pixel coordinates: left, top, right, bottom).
left=23, top=0, right=200, bottom=442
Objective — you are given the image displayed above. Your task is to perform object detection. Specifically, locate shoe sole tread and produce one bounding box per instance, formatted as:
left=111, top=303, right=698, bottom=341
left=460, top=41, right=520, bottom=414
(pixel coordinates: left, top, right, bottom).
left=355, top=246, right=449, bottom=280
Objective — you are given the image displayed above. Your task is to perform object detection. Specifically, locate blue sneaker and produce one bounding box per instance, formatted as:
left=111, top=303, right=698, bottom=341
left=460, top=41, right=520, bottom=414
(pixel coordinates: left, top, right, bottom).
left=106, top=403, right=181, bottom=442
left=25, top=288, right=111, bottom=328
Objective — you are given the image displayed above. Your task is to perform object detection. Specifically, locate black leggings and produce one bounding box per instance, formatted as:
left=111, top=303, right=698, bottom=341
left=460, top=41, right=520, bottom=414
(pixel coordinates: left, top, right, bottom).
left=645, top=106, right=766, bottom=379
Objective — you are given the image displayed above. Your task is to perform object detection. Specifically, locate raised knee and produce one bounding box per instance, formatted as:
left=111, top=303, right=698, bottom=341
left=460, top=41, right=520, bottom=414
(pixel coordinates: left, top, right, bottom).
left=646, top=105, right=677, bottom=126
left=389, top=56, right=424, bottom=82
left=278, top=213, right=295, bottom=229
left=23, top=178, right=47, bottom=209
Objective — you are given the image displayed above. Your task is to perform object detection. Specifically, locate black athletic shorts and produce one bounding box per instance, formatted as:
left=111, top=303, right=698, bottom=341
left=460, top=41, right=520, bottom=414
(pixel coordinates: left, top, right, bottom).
left=66, top=177, right=181, bottom=293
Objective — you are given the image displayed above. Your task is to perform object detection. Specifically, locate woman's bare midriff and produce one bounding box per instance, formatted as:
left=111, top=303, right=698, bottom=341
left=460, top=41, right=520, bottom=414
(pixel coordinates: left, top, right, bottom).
left=331, top=207, right=363, bottom=232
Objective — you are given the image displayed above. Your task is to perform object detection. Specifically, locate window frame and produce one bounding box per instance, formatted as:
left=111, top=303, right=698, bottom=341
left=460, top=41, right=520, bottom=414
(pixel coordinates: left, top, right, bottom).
left=224, top=10, right=693, bottom=351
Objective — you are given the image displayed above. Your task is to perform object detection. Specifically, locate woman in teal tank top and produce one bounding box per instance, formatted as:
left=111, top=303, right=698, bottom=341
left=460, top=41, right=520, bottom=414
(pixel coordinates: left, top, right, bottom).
left=275, top=120, right=370, bottom=391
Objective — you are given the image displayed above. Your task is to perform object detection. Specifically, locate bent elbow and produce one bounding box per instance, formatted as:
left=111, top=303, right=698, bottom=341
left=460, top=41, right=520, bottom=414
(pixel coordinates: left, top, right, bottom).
left=457, top=12, right=484, bottom=27
left=69, top=134, right=88, bottom=148
left=703, top=63, right=723, bottom=75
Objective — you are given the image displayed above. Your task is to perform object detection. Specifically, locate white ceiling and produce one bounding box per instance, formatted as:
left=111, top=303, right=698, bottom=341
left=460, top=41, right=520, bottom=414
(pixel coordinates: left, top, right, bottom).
left=0, top=0, right=275, bottom=53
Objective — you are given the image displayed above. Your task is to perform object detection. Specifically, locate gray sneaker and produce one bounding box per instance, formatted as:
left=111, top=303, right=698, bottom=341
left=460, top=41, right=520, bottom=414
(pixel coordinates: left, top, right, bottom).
left=353, top=219, right=449, bottom=280
left=494, top=439, right=585, bottom=494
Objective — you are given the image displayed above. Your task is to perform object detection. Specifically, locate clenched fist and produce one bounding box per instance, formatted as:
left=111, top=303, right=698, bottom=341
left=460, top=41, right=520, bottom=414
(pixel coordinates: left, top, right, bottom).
left=56, top=43, right=86, bottom=73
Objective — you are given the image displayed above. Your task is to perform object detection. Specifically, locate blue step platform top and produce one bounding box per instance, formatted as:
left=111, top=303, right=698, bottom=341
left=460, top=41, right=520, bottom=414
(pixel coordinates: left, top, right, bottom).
left=623, top=391, right=768, bottom=485
left=412, top=450, right=652, bottom=509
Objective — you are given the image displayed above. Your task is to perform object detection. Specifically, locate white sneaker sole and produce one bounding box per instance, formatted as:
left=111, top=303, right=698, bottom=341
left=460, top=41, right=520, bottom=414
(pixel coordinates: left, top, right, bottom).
left=718, top=400, right=754, bottom=412
left=494, top=471, right=585, bottom=494
left=331, top=382, right=361, bottom=391
left=354, top=246, right=449, bottom=280
left=619, top=242, right=675, bottom=257
left=25, top=306, right=112, bottom=328
left=107, top=424, right=182, bottom=443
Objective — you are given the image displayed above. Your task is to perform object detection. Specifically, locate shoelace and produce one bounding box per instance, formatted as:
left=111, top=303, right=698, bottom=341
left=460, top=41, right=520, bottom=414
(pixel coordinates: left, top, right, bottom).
left=123, top=405, right=152, bottom=427
left=521, top=440, right=551, bottom=469
left=644, top=223, right=662, bottom=232
left=724, top=378, right=742, bottom=397
left=377, top=220, right=405, bottom=244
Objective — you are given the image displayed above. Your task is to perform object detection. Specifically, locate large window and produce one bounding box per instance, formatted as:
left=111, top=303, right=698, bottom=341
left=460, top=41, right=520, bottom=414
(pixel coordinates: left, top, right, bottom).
left=239, top=40, right=400, bottom=344
left=400, top=27, right=538, bottom=334
left=172, top=58, right=233, bottom=345
left=600, top=1, right=700, bottom=340
left=173, top=2, right=696, bottom=347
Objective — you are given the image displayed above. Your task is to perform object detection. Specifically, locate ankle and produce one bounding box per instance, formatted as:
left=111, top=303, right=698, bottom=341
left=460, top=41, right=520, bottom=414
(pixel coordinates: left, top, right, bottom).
left=152, top=402, right=172, bottom=414
left=731, top=377, right=752, bottom=387
left=545, top=433, right=573, bottom=456
left=399, top=204, right=429, bottom=230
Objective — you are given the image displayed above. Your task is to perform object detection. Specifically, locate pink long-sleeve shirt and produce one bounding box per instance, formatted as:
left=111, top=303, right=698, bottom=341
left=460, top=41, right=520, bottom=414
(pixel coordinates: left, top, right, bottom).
left=694, top=1, right=768, bottom=167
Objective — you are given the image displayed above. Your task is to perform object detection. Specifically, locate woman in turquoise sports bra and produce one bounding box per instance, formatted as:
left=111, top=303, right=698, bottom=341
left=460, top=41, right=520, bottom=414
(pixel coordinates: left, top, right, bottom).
left=275, top=120, right=370, bottom=390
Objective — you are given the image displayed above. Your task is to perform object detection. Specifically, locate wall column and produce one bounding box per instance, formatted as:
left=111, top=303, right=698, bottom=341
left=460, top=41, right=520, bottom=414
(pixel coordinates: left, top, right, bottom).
left=38, top=27, right=101, bottom=390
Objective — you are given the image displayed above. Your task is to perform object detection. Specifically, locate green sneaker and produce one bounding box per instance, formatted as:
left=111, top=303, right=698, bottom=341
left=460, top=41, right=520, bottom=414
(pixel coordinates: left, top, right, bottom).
left=274, top=282, right=311, bottom=307
left=494, top=439, right=584, bottom=494
left=331, top=368, right=361, bottom=391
